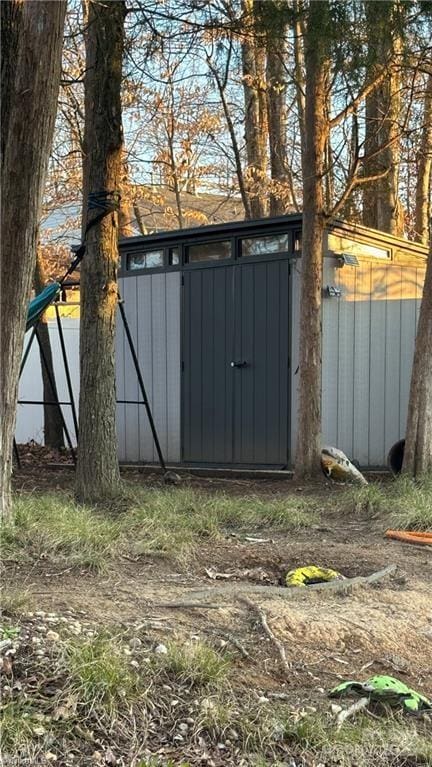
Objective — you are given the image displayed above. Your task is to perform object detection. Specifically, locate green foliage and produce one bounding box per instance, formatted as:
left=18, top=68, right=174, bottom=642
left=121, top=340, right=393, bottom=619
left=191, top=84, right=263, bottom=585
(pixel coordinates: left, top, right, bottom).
left=2, top=488, right=316, bottom=569
left=0, top=587, right=31, bottom=617
left=341, top=475, right=432, bottom=529
left=0, top=624, right=20, bottom=640
left=154, top=639, right=230, bottom=689
left=283, top=711, right=432, bottom=766
left=64, top=633, right=139, bottom=715
left=390, top=475, right=432, bottom=530
left=0, top=701, right=40, bottom=753
left=1, top=494, right=121, bottom=571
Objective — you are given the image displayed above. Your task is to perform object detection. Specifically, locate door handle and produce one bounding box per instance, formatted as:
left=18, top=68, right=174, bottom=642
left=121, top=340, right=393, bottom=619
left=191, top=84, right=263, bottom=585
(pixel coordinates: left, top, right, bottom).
left=230, top=360, right=248, bottom=368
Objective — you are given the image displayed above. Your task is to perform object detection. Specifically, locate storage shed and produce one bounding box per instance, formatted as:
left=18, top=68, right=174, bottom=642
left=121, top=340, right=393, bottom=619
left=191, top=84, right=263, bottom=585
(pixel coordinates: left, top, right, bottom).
left=116, top=214, right=427, bottom=470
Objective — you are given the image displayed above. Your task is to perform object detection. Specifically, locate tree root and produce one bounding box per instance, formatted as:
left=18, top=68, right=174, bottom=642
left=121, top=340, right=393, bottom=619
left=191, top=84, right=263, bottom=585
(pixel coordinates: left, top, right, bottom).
left=239, top=595, right=291, bottom=674
left=152, top=565, right=397, bottom=611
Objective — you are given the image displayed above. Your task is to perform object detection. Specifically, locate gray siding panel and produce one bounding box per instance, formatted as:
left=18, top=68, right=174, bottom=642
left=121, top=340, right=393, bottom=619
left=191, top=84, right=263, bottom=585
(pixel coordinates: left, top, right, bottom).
left=116, top=277, right=126, bottom=461
left=367, top=268, right=387, bottom=465
left=321, top=260, right=340, bottom=450
left=166, top=273, right=181, bottom=460
left=136, top=275, right=153, bottom=460
left=336, top=266, right=356, bottom=458
left=384, top=267, right=403, bottom=457
left=321, top=262, right=425, bottom=468
left=352, top=266, right=371, bottom=465
left=151, top=274, right=168, bottom=459
left=123, top=276, right=140, bottom=461
left=115, top=271, right=181, bottom=463
left=399, top=269, right=416, bottom=436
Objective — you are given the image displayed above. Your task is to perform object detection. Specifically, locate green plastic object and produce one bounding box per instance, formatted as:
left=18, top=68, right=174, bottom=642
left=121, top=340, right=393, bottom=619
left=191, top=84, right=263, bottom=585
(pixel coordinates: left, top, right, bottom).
left=26, top=282, right=61, bottom=332
left=329, top=675, right=431, bottom=714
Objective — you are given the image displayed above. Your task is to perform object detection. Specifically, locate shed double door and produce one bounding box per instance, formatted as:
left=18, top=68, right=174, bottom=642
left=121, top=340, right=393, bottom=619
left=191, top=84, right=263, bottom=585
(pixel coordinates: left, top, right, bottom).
left=182, top=259, right=290, bottom=466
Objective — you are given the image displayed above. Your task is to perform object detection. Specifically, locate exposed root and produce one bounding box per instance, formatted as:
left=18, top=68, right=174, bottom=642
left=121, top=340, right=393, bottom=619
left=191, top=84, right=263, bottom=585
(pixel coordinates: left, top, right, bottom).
left=239, top=595, right=291, bottom=676
left=163, top=565, right=397, bottom=606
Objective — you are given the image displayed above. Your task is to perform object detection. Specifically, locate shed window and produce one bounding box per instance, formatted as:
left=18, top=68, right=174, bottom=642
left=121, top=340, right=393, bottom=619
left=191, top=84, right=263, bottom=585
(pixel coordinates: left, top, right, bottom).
left=241, top=233, right=289, bottom=257
left=186, top=240, right=231, bottom=263
left=127, top=249, right=164, bottom=270
left=327, top=234, right=390, bottom=260
left=169, top=247, right=180, bottom=265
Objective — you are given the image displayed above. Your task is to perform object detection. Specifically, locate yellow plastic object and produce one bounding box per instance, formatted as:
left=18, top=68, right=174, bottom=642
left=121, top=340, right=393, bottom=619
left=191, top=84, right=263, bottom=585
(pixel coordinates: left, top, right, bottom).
left=285, top=565, right=344, bottom=588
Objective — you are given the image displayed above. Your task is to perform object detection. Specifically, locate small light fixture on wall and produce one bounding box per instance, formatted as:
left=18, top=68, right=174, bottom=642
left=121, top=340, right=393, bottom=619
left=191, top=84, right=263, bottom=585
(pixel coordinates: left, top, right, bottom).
left=325, top=285, right=342, bottom=298
left=337, top=253, right=359, bottom=267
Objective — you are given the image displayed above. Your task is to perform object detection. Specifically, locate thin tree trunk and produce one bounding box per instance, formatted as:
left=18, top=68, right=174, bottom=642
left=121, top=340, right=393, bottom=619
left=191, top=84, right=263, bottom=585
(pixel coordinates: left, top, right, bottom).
left=414, top=74, right=432, bottom=245
left=34, top=250, right=64, bottom=449
left=403, top=234, right=432, bottom=476
left=1, top=0, right=66, bottom=520
left=207, top=53, right=253, bottom=219
left=75, top=0, right=125, bottom=503
left=294, top=1, right=330, bottom=481
left=363, top=1, right=403, bottom=235
left=241, top=0, right=268, bottom=218
left=265, top=4, right=290, bottom=215
left=293, top=1, right=306, bottom=159
left=119, top=153, right=135, bottom=238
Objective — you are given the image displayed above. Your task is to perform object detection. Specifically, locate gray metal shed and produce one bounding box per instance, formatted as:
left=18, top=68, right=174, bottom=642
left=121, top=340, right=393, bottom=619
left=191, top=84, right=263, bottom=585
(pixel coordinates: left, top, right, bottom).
left=116, top=214, right=427, bottom=470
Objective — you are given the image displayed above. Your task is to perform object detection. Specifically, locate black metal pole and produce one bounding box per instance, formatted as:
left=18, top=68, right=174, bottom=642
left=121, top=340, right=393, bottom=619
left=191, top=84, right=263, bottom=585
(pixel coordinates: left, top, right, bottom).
left=54, top=303, right=79, bottom=441
left=35, top=327, right=76, bottom=463
left=20, top=325, right=38, bottom=376
left=118, top=299, right=167, bottom=472
left=13, top=439, right=21, bottom=469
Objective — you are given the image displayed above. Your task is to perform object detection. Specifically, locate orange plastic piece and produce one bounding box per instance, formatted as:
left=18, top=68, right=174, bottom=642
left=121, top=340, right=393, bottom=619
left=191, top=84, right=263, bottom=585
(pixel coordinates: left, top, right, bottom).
left=385, top=530, right=432, bottom=546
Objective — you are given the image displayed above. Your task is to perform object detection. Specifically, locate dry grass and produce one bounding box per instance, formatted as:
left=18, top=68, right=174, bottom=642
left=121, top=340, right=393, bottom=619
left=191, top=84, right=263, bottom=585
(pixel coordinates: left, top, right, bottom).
left=340, top=475, right=432, bottom=530
left=1, top=486, right=317, bottom=570
left=1, top=613, right=431, bottom=767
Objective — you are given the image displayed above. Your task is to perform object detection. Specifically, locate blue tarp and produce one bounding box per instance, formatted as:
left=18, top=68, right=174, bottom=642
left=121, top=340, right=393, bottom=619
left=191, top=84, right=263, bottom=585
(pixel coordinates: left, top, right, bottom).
left=26, top=282, right=61, bottom=332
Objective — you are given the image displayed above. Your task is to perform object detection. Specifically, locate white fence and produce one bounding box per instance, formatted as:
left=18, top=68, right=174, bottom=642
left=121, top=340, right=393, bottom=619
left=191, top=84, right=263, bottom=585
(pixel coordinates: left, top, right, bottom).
left=16, top=318, right=80, bottom=446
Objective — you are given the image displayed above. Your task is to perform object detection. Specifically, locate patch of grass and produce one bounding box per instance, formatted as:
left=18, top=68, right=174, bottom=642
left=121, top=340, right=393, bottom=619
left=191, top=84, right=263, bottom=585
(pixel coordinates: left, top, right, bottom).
left=154, top=639, right=230, bottom=689
left=342, top=475, right=432, bottom=530
left=3, top=487, right=317, bottom=569
left=282, top=710, right=432, bottom=766
left=390, top=475, right=432, bottom=530
left=0, top=624, right=20, bottom=640
left=63, top=633, right=140, bottom=716
left=342, top=482, right=388, bottom=513
left=138, top=762, right=191, bottom=767
left=0, top=586, right=32, bottom=617
left=0, top=700, right=40, bottom=753
left=1, top=493, right=122, bottom=571
left=126, top=487, right=316, bottom=561
left=198, top=695, right=285, bottom=752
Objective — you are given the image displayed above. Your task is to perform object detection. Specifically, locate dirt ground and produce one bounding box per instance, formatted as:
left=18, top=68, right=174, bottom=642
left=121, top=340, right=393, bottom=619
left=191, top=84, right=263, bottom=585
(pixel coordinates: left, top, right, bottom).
left=8, top=465, right=432, bottom=711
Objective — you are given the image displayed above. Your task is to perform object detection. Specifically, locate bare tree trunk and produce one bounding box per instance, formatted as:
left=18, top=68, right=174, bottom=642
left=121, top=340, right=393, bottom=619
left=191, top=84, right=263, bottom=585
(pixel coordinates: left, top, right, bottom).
left=414, top=74, right=432, bottom=246
left=75, top=0, right=125, bottom=503
left=207, top=51, right=253, bottom=219
left=119, top=152, right=135, bottom=238
left=294, top=1, right=330, bottom=481
left=293, top=1, right=306, bottom=158
left=324, top=94, right=334, bottom=211
left=34, top=250, right=64, bottom=449
left=0, top=0, right=66, bottom=520
left=363, top=1, right=403, bottom=235
left=403, top=233, right=432, bottom=476
left=241, top=0, right=268, bottom=218
left=265, top=4, right=290, bottom=216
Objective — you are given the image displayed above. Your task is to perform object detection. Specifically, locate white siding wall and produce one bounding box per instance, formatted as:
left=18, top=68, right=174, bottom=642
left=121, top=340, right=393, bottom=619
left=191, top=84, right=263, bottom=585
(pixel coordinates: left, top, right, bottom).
left=16, top=318, right=80, bottom=446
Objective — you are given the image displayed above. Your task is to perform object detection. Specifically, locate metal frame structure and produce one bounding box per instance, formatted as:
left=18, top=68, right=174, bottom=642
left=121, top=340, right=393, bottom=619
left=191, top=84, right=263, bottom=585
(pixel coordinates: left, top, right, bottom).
left=16, top=283, right=167, bottom=472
